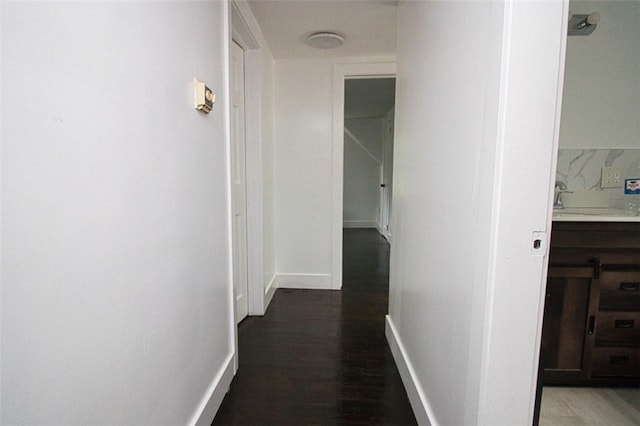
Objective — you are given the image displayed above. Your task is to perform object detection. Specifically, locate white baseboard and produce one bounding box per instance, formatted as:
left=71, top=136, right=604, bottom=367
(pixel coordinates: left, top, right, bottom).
left=264, top=274, right=277, bottom=311
left=343, top=220, right=378, bottom=229
left=275, top=273, right=334, bottom=290
left=385, top=316, right=435, bottom=426
left=190, top=352, right=235, bottom=426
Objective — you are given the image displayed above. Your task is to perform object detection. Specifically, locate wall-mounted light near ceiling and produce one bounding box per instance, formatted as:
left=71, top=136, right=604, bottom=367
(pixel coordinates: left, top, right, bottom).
left=305, top=32, right=345, bottom=49
left=568, top=12, right=601, bottom=36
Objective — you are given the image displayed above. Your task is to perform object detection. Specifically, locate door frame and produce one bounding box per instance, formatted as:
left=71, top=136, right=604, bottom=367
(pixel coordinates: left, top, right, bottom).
left=230, top=39, right=250, bottom=324
left=331, top=63, right=396, bottom=290
left=380, top=107, right=394, bottom=242
left=533, top=0, right=571, bottom=422
left=231, top=1, right=268, bottom=317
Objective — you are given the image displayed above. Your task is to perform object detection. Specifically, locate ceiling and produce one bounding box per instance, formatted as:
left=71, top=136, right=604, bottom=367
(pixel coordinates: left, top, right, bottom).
left=344, top=78, right=395, bottom=119
left=247, top=0, right=398, bottom=59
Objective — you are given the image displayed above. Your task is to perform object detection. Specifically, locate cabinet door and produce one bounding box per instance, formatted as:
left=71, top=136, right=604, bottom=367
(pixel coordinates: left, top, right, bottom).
left=542, top=266, right=595, bottom=383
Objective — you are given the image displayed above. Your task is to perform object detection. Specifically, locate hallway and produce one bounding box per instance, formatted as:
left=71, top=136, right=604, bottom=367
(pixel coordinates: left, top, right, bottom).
left=212, top=229, right=416, bottom=425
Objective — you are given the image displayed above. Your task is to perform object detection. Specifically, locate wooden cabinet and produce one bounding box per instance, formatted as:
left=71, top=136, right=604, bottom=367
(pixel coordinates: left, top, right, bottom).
left=542, top=266, right=594, bottom=382
left=542, top=222, right=640, bottom=386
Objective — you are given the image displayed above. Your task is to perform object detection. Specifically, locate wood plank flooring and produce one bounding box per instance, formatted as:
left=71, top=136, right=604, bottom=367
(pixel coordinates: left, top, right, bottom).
left=212, top=229, right=417, bottom=425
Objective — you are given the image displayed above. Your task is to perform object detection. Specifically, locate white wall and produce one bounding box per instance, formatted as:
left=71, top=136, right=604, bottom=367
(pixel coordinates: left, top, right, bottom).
left=1, top=2, right=234, bottom=424
left=345, top=118, right=384, bottom=161
left=273, top=56, right=394, bottom=287
left=343, top=118, right=383, bottom=228
left=559, top=0, right=640, bottom=149
left=387, top=1, right=566, bottom=425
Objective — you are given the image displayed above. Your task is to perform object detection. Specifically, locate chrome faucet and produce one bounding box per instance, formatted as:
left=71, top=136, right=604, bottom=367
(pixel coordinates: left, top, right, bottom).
left=554, top=181, right=573, bottom=209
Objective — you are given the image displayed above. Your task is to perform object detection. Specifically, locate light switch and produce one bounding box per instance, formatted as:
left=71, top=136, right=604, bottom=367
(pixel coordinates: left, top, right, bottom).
left=195, top=80, right=215, bottom=113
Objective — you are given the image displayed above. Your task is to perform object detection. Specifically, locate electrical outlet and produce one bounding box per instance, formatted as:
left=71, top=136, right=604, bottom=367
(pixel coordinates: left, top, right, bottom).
left=601, top=167, right=624, bottom=188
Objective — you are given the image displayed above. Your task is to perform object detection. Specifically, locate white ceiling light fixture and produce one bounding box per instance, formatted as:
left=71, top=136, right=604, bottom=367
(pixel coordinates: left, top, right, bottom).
left=305, top=32, right=345, bottom=49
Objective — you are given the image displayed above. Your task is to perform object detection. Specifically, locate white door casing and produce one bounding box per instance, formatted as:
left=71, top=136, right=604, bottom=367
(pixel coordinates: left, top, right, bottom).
left=332, top=63, right=396, bottom=290
left=232, top=0, right=272, bottom=317
left=380, top=108, right=394, bottom=242
left=231, top=40, right=249, bottom=323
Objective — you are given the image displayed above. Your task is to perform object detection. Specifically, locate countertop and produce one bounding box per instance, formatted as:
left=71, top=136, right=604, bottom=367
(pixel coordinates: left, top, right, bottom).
left=552, top=208, right=640, bottom=222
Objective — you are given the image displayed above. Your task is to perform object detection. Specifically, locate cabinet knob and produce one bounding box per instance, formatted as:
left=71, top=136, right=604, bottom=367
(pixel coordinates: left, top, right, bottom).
left=614, top=319, right=635, bottom=329
left=620, top=282, right=640, bottom=291
left=609, top=355, right=630, bottom=366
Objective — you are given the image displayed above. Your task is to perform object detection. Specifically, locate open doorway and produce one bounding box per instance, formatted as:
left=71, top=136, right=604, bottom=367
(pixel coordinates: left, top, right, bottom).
left=331, top=63, right=396, bottom=290
left=536, top=1, right=640, bottom=424
left=342, top=78, right=395, bottom=242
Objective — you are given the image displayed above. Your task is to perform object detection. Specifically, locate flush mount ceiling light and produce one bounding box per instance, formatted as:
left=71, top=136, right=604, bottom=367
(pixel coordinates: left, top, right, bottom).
left=305, top=32, right=345, bottom=49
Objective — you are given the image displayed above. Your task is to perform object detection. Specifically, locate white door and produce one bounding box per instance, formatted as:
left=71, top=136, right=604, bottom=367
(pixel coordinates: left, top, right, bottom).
left=231, top=40, right=248, bottom=323
left=380, top=110, right=394, bottom=242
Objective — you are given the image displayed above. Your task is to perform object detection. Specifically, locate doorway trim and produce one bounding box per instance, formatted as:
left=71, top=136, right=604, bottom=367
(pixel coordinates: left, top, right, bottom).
left=380, top=107, right=395, bottom=242
left=331, top=63, right=396, bottom=290
left=231, top=1, right=267, bottom=316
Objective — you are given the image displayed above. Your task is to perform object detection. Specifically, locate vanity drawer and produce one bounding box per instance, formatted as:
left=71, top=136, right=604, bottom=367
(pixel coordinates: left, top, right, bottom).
left=591, top=347, right=640, bottom=377
left=595, top=312, right=640, bottom=346
left=598, top=270, right=640, bottom=311
left=599, top=270, right=640, bottom=292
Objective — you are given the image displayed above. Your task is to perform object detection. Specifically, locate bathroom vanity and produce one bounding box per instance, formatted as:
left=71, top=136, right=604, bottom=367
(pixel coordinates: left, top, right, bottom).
left=542, top=212, right=640, bottom=386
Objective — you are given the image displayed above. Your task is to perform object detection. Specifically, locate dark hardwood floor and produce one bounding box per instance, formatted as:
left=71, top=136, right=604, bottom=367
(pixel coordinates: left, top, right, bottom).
left=212, top=229, right=417, bottom=425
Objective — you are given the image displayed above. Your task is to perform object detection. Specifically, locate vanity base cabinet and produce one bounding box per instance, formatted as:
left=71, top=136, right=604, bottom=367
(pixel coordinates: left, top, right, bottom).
left=542, top=222, right=640, bottom=386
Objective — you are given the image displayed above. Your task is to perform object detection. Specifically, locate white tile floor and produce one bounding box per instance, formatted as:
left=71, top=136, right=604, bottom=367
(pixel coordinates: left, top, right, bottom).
left=540, top=387, right=640, bottom=426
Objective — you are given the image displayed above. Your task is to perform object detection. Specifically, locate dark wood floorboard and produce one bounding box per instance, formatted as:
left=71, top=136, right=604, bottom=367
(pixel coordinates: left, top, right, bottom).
left=212, top=228, right=417, bottom=426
